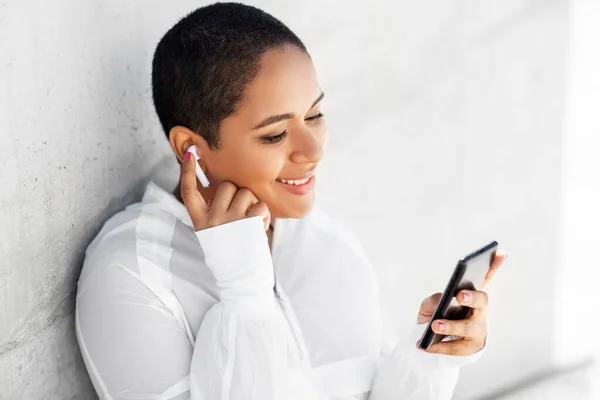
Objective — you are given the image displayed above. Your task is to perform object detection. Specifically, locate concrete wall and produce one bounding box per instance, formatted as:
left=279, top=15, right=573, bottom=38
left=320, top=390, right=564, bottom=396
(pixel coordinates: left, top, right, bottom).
left=0, top=1, right=573, bottom=399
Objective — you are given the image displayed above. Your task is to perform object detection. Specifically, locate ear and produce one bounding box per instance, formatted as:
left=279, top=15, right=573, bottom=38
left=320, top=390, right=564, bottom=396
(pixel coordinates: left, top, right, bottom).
left=168, top=125, right=210, bottom=163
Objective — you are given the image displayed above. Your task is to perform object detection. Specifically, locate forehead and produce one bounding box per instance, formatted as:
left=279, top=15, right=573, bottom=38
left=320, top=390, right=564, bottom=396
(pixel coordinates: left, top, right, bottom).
left=237, top=45, right=322, bottom=121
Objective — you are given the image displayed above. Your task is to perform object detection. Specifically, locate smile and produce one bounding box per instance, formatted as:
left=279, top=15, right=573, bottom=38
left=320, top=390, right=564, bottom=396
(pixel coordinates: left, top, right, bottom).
left=275, top=175, right=316, bottom=195
left=275, top=176, right=313, bottom=185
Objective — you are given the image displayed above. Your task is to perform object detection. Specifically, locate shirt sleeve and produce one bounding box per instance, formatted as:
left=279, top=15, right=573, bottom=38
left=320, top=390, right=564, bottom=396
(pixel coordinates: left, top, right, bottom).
left=75, top=216, right=323, bottom=400
left=189, top=216, right=324, bottom=400
left=367, top=311, right=486, bottom=400
left=75, top=260, right=196, bottom=399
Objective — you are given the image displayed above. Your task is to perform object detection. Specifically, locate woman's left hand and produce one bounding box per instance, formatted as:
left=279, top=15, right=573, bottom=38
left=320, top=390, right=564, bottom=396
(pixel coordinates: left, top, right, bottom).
left=417, top=250, right=507, bottom=356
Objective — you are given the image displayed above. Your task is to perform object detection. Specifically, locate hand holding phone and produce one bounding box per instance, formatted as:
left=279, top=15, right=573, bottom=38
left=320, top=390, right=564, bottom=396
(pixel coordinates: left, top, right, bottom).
left=417, top=241, right=504, bottom=351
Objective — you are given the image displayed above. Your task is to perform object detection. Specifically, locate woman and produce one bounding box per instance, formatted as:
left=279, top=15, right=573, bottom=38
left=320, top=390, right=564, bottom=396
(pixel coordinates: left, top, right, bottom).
left=75, top=3, right=506, bottom=399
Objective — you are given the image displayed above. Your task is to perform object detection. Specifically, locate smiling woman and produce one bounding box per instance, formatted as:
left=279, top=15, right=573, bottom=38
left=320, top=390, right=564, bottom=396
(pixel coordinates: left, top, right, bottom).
left=74, top=2, right=504, bottom=400
left=168, top=44, right=326, bottom=219
left=170, top=44, right=326, bottom=219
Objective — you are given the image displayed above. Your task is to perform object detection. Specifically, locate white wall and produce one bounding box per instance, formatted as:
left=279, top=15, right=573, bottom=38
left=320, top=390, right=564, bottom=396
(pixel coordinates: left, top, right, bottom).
left=312, top=1, right=570, bottom=398
left=553, top=0, right=600, bottom=367
left=0, top=1, right=574, bottom=399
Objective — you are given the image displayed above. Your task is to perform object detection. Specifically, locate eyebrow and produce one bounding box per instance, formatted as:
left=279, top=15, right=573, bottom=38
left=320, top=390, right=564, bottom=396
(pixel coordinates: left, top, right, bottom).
left=251, top=91, right=325, bottom=130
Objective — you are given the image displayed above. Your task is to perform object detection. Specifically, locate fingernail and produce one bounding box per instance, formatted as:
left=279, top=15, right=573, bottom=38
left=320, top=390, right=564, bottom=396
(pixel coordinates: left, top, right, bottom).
left=462, top=292, right=470, bottom=304
left=184, top=152, right=191, bottom=162
left=437, top=321, right=445, bottom=331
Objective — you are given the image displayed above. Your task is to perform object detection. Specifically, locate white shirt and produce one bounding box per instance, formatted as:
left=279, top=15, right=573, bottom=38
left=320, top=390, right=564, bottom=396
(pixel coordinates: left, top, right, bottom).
left=75, top=181, right=482, bottom=400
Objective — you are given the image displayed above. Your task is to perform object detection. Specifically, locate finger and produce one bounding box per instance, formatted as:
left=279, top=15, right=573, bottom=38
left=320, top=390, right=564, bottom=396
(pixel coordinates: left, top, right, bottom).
left=482, top=249, right=507, bottom=289
left=431, top=318, right=486, bottom=339
left=246, top=202, right=271, bottom=231
left=211, top=181, right=238, bottom=212
left=181, top=151, right=207, bottom=227
left=424, top=339, right=480, bottom=356
left=418, top=293, right=442, bottom=324
left=228, top=188, right=258, bottom=215
left=457, top=290, right=489, bottom=310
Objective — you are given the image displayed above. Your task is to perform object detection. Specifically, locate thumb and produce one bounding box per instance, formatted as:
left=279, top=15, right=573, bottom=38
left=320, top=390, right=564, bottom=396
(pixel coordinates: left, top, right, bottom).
left=418, top=292, right=442, bottom=324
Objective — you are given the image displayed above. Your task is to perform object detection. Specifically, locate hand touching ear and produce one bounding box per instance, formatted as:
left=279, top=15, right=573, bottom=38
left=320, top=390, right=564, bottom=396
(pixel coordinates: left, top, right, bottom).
left=181, top=149, right=271, bottom=232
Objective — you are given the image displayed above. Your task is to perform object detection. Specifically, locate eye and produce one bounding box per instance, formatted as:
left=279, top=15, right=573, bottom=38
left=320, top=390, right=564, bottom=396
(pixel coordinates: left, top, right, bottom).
left=260, top=113, right=324, bottom=144
left=306, top=112, right=324, bottom=121
left=262, top=131, right=287, bottom=144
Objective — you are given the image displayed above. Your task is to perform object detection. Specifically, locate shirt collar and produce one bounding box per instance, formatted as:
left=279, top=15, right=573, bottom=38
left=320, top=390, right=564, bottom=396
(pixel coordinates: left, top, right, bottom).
left=142, top=180, right=194, bottom=229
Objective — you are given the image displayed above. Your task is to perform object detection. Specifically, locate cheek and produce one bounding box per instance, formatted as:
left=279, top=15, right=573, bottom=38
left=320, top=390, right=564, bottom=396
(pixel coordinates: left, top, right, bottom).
left=228, top=147, right=285, bottom=186
left=209, top=144, right=284, bottom=184
left=316, top=124, right=328, bottom=148
left=246, top=156, right=282, bottom=183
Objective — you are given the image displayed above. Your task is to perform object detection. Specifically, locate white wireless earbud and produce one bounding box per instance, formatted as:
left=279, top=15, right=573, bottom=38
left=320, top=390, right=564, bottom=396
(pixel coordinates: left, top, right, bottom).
left=187, top=145, right=210, bottom=188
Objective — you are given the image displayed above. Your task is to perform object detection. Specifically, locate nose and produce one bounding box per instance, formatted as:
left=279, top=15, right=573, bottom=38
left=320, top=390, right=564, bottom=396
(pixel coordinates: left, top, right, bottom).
left=289, top=126, right=324, bottom=164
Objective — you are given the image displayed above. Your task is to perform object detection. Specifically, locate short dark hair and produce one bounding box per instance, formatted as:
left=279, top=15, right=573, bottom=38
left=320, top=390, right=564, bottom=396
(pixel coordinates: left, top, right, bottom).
left=151, top=2, right=308, bottom=149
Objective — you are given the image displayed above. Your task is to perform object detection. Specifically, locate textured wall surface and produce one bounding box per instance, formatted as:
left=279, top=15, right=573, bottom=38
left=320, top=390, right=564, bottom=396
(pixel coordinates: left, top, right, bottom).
left=0, top=1, right=571, bottom=399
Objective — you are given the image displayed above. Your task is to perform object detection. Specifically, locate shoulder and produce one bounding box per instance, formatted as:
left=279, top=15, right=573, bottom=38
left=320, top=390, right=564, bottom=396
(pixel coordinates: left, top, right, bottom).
left=75, top=212, right=193, bottom=399
left=75, top=202, right=196, bottom=364
left=81, top=200, right=184, bottom=281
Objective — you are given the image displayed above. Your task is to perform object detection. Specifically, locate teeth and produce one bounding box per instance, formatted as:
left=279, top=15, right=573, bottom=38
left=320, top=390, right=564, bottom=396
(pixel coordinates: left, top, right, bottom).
left=278, top=176, right=311, bottom=185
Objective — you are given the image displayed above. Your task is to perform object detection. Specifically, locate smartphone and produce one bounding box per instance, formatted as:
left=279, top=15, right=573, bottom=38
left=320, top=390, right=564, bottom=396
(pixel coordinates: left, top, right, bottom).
left=418, top=241, right=498, bottom=350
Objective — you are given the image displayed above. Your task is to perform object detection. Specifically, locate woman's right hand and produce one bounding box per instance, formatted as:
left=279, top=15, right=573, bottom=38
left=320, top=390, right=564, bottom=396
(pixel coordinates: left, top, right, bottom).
left=181, top=150, right=271, bottom=232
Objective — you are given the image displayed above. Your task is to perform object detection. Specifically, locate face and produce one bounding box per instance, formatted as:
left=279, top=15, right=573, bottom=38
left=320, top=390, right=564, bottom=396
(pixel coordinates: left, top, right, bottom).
left=172, top=44, right=327, bottom=219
